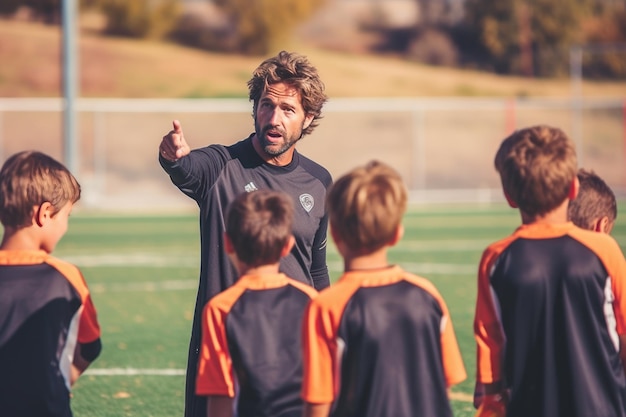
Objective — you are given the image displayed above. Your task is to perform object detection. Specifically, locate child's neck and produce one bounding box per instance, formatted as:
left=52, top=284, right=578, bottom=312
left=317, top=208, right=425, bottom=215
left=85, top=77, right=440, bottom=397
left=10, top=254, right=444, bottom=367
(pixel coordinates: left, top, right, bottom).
left=237, top=263, right=281, bottom=276
left=0, top=228, right=42, bottom=251
left=343, top=247, right=390, bottom=272
left=521, top=199, right=570, bottom=225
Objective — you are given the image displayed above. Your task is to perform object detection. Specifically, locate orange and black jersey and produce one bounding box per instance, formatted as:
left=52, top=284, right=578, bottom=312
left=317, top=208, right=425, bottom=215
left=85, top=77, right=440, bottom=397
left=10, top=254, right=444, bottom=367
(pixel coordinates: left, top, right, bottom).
left=196, top=273, right=318, bottom=417
left=475, top=222, right=626, bottom=417
left=301, top=266, right=466, bottom=417
left=0, top=250, right=101, bottom=417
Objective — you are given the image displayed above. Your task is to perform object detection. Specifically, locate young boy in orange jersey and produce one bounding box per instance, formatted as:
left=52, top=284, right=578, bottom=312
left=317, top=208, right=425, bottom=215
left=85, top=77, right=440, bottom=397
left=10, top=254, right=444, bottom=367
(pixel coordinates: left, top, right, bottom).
left=195, top=189, right=318, bottom=417
left=301, top=160, right=466, bottom=417
left=0, top=150, right=102, bottom=417
left=474, top=125, right=626, bottom=417
left=568, top=168, right=617, bottom=234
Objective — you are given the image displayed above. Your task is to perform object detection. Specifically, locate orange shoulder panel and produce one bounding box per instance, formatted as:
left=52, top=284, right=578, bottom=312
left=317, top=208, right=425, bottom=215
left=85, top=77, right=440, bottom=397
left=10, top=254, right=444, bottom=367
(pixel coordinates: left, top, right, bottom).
left=474, top=236, right=516, bottom=384
left=569, top=229, right=626, bottom=334
left=402, top=272, right=467, bottom=386
left=196, top=283, right=247, bottom=397
left=301, top=276, right=361, bottom=404
left=45, top=255, right=100, bottom=344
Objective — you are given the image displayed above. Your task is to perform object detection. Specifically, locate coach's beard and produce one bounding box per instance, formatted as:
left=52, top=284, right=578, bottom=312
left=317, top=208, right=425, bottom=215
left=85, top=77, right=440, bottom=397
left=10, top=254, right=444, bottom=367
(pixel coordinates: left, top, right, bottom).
left=258, top=126, right=303, bottom=156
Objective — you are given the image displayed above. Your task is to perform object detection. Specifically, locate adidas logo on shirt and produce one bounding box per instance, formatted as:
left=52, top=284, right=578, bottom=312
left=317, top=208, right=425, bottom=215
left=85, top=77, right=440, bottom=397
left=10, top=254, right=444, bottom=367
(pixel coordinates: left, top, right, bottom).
left=244, top=182, right=258, bottom=192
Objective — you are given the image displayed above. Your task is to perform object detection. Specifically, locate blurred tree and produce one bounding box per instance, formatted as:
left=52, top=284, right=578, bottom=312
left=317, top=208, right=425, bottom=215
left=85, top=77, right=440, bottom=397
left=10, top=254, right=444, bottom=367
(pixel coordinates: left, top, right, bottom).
left=213, top=0, right=326, bottom=55
left=464, top=0, right=590, bottom=76
left=408, top=0, right=459, bottom=66
left=90, top=0, right=181, bottom=39
left=0, top=0, right=61, bottom=23
left=581, top=1, right=626, bottom=78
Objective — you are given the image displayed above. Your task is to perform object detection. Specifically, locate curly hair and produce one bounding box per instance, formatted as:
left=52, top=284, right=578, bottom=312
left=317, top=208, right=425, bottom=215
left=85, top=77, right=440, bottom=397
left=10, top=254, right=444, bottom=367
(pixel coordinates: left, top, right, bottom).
left=495, top=125, right=577, bottom=218
left=248, top=50, right=327, bottom=136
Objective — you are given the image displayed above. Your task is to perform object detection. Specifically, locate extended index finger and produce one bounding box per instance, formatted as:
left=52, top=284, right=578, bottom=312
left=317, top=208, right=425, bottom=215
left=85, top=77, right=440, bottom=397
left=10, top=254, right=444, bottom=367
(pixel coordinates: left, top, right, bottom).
left=172, top=119, right=183, bottom=134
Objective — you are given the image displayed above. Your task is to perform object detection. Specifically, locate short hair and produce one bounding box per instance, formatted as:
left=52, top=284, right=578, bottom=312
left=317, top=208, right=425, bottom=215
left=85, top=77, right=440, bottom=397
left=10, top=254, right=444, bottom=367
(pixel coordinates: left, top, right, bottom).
left=225, top=189, right=294, bottom=267
left=248, top=50, right=327, bottom=136
left=494, top=125, right=577, bottom=218
left=0, top=150, right=81, bottom=228
left=568, top=168, right=617, bottom=230
left=326, top=160, right=408, bottom=255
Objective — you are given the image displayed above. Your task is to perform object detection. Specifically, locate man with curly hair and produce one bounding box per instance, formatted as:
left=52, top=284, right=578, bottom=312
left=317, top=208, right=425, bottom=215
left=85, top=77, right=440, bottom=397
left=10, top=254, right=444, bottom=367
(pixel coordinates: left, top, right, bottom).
left=159, top=51, right=332, bottom=417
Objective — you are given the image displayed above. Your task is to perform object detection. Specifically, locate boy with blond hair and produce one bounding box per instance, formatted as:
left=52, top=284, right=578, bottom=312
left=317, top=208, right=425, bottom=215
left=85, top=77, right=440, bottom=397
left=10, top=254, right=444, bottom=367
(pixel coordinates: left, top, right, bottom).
left=0, top=150, right=102, bottom=417
left=301, top=160, right=466, bottom=417
left=568, top=168, right=617, bottom=234
left=474, top=125, right=626, bottom=417
left=195, top=189, right=318, bottom=417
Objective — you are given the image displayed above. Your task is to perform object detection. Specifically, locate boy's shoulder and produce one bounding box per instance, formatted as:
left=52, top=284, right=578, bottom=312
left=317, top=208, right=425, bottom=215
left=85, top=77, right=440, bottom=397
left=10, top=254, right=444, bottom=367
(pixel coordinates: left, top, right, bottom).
left=313, top=266, right=446, bottom=310
left=0, top=249, right=49, bottom=265
left=284, top=276, right=319, bottom=299
left=0, top=250, right=81, bottom=276
left=206, top=273, right=317, bottom=313
left=481, top=222, right=624, bottom=269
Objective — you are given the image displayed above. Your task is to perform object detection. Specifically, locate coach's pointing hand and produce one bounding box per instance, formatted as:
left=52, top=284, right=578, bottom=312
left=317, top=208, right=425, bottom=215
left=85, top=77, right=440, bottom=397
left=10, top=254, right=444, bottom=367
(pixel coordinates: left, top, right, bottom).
left=159, top=120, right=190, bottom=161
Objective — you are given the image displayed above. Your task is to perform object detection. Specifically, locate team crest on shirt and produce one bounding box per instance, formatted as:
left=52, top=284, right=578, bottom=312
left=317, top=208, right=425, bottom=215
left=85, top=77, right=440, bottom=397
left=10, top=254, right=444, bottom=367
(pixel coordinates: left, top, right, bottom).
left=299, top=194, right=314, bottom=212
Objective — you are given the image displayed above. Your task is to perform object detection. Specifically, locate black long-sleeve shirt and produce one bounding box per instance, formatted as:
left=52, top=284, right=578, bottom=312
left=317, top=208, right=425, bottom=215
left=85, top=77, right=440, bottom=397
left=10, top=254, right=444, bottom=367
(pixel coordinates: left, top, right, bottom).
left=160, top=134, right=331, bottom=417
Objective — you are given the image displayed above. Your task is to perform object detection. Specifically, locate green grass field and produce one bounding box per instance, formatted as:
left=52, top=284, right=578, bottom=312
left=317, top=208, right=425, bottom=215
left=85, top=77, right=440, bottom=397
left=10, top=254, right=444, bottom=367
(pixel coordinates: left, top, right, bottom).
left=48, top=203, right=626, bottom=416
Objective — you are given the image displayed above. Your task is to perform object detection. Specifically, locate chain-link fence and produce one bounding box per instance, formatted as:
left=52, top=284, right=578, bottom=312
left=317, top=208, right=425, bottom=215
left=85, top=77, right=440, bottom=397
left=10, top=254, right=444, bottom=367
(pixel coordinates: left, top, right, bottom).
left=0, top=97, right=624, bottom=211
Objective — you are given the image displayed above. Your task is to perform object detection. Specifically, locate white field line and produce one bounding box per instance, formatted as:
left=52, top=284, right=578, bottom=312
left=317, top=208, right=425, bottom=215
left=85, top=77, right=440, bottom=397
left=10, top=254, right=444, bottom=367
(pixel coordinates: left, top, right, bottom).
left=89, top=280, right=197, bottom=293
left=63, top=253, right=198, bottom=268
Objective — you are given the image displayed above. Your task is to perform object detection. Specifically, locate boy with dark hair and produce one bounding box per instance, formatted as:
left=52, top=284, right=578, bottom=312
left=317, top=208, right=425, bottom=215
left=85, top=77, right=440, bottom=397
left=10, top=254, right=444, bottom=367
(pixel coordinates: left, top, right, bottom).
left=568, top=168, right=617, bottom=234
left=474, top=125, right=626, bottom=417
left=0, top=150, right=102, bottom=417
left=301, top=160, right=466, bottom=417
left=195, top=189, right=318, bottom=417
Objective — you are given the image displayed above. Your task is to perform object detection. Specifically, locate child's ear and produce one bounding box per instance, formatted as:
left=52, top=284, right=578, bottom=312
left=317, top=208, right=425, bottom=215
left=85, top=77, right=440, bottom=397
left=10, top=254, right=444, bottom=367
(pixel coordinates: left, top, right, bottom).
left=280, top=235, right=296, bottom=257
left=223, top=233, right=235, bottom=255
left=330, top=225, right=341, bottom=246
left=503, top=192, right=518, bottom=209
left=389, top=225, right=404, bottom=247
left=568, top=176, right=580, bottom=201
left=34, top=202, right=53, bottom=227
left=593, top=216, right=612, bottom=234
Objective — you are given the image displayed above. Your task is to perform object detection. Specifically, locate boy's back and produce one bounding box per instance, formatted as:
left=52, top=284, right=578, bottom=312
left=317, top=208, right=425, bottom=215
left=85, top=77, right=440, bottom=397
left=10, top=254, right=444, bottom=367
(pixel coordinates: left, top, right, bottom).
left=475, top=125, right=626, bottom=417
left=0, top=151, right=101, bottom=417
left=197, top=273, right=317, bottom=417
left=301, top=160, right=466, bottom=417
left=196, top=189, right=318, bottom=417
left=476, top=223, right=626, bottom=417
left=303, top=266, right=466, bottom=417
left=0, top=253, right=100, bottom=417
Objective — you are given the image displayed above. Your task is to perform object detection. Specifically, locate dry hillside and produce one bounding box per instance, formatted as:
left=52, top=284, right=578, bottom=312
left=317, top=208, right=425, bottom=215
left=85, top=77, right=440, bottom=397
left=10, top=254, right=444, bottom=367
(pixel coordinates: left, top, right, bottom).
left=1, top=17, right=626, bottom=98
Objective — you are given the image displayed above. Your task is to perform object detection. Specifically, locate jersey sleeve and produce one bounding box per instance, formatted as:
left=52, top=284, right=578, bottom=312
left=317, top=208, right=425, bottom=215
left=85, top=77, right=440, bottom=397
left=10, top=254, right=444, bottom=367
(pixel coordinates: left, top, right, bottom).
left=603, top=240, right=626, bottom=335
left=310, top=212, right=330, bottom=290
left=77, top=293, right=101, bottom=344
left=438, top=297, right=467, bottom=386
left=474, top=247, right=506, bottom=384
left=46, top=257, right=101, bottom=343
left=301, top=297, right=338, bottom=404
left=406, top=273, right=467, bottom=387
left=196, top=300, right=236, bottom=397
left=159, top=145, right=228, bottom=204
